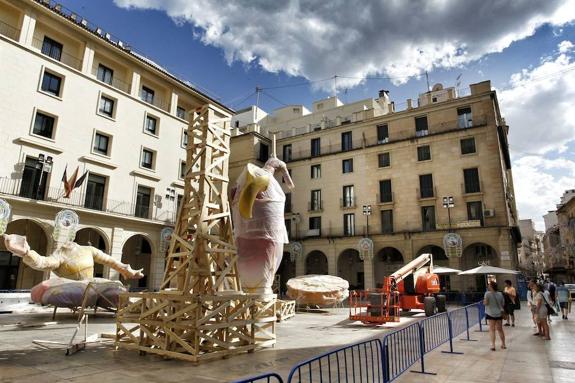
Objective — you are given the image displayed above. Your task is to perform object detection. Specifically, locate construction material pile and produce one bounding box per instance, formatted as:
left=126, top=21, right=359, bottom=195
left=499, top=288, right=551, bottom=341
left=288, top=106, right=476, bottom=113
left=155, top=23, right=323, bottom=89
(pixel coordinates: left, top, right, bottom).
left=287, top=275, right=349, bottom=306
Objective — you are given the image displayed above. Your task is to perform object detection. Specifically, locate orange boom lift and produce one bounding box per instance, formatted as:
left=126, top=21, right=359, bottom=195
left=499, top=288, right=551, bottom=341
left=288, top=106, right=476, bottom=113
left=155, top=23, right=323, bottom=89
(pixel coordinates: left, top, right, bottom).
left=349, top=253, right=445, bottom=324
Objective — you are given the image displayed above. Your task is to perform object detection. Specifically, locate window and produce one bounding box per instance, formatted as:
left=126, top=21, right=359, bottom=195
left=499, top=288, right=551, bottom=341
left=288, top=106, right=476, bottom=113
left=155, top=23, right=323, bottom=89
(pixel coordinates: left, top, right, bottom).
left=285, top=192, right=292, bottom=213
left=309, top=216, right=321, bottom=235
left=97, top=64, right=113, bottom=85
left=282, top=169, right=292, bottom=184
left=342, top=185, right=354, bottom=208
left=467, top=201, right=484, bottom=225
left=180, top=161, right=186, bottom=179
left=415, top=116, right=428, bottom=136
left=176, top=106, right=186, bottom=120
left=419, top=174, right=434, bottom=198
left=344, top=213, right=355, bottom=236
left=377, top=124, right=389, bottom=144
left=99, top=96, right=115, bottom=118
left=341, top=131, right=353, bottom=151
left=258, top=142, right=269, bottom=162
left=421, top=206, right=436, bottom=231
left=19, top=156, right=48, bottom=200
left=93, top=133, right=110, bottom=156
left=141, top=149, right=154, bottom=169
left=182, top=130, right=188, bottom=147
left=145, top=115, right=158, bottom=135
left=379, top=179, right=392, bottom=203
left=41, top=36, right=62, bottom=61
left=177, top=194, right=183, bottom=213
left=458, top=107, right=473, bottom=129
left=84, top=174, right=106, bottom=211
left=285, top=219, right=292, bottom=240
left=342, top=159, right=353, bottom=173
left=141, top=86, right=155, bottom=104
left=378, top=153, right=390, bottom=168
left=311, top=164, right=321, bottom=179
left=417, top=145, right=431, bottom=161
left=310, top=189, right=322, bottom=211
left=460, top=137, right=476, bottom=154
left=41, top=71, right=62, bottom=97
left=381, top=210, right=393, bottom=234
left=311, top=138, right=321, bottom=157
left=464, top=168, right=481, bottom=193
left=135, top=185, right=152, bottom=219
left=283, top=144, right=292, bottom=162
left=33, top=112, right=55, bottom=139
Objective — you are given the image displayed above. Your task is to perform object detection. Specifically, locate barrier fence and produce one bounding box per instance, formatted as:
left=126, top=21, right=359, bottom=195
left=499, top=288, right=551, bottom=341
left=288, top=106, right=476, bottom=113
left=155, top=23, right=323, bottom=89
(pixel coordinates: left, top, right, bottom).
left=235, top=302, right=485, bottom=383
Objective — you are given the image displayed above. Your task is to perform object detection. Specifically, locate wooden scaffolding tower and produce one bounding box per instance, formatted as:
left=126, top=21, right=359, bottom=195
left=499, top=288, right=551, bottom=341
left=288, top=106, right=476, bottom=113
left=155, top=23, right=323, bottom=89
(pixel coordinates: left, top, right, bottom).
left=116, top=104, right=275, bottom=362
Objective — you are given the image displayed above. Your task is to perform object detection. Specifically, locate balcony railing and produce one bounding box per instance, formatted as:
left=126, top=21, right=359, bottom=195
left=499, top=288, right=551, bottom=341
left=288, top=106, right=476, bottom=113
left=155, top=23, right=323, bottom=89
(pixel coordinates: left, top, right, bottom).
left=32, top=37, right=83, bottom=70
left=284, top=139, right=366, bottom=162
left=139, top=91, right=171, bottom=112
left=340, top=196, right=357, bottom=209
left=90, top=67, right=132, bottom=93
left=462, top=180, right=483, bottom=194
left=0, top=177, right=176, bottom=224
left=377, top=192, right=394, bottom=204
left=307, top=200, right=323, bottom=213
left=417, top=186, right=436, bottom=199
left=0, top=19, right=20, bottom=41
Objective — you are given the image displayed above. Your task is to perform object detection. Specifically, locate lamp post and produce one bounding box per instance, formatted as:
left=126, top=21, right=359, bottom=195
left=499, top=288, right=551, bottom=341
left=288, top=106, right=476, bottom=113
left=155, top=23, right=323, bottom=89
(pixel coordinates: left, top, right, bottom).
left=362, top=204, right=372, bottom=237
left=442, top=196, right=454, bottom=232
left=35, top=154, right=53, bottom=200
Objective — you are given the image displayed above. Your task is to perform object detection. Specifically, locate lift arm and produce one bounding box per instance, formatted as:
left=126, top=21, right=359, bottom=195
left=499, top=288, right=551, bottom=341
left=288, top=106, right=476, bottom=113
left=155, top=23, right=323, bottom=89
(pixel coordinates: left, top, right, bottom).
left=390, top=253, right=433, bottom=284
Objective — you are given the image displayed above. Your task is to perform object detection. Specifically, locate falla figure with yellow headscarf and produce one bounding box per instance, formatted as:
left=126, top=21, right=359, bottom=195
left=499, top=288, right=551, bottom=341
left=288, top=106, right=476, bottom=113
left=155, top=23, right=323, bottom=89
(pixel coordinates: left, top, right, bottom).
left=231, top=156, right=294, bottom=295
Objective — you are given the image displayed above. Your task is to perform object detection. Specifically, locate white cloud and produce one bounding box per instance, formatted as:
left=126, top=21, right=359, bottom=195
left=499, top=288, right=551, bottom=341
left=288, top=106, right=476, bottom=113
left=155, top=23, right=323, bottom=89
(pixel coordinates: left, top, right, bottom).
left=558, top=40, right=574, bottom=53
left=499, top=49, right=575, bottom=155
left=513, top=156, right=575, bottom=230
left=113, top=0, right=575, bottom=90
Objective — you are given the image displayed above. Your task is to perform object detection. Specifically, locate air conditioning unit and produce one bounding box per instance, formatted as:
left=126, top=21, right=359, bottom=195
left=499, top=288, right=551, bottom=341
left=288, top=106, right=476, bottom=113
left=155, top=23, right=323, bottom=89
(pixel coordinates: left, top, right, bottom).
left=484, top=209, right=495, bottom=218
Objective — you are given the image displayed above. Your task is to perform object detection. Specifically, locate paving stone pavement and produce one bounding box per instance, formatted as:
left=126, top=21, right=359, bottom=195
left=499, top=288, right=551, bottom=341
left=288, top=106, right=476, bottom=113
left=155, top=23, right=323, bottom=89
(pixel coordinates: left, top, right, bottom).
left=396, top=307, right=575, bottom=383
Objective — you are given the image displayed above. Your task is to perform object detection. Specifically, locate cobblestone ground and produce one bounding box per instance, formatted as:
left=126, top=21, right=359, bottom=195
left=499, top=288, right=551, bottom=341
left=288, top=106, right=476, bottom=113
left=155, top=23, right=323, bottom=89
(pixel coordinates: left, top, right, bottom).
left=397, top=308, right=575, bottom=383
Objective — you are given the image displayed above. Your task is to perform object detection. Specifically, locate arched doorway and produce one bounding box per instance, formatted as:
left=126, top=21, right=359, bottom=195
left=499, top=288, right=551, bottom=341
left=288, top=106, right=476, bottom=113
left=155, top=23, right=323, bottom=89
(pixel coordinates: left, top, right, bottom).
left=75, top=228, right=109, bottom=278
left=338, top=249, right=364, bottom=290
left=374, top=247, right=403, bottom=288
left=417, top=245, right=450, bottom=291
left=276, top=252, right=296, bottom=297
left=0, top=219, right=48, bottom=289
left=122, top=235, right=152, bottom=290
left=462, top=243, right=498, bottom=291
left=305, top=250, right=328, bottom=275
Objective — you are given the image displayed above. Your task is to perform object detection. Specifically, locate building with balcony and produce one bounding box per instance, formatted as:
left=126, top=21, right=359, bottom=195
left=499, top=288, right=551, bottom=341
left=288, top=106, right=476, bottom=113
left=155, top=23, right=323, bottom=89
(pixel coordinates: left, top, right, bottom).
left=542, top=192, right=575, bottom=282
left=517, top=219, right=544, bottom=277
left=230, top=81, right=521, bottom=293
left=0, top=0, right=232, bottom=290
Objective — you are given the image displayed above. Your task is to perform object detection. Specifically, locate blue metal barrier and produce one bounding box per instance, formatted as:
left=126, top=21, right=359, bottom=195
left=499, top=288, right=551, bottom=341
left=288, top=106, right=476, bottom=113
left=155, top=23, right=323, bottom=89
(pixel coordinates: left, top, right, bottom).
left=233, top=372, right=284, bottom=383
left=287, top=338, right=383, bottom=383
left=447, top=306, right=468, bottom=338
left=382, top=323, right=421, bottom=382
left=419, top=312, right=450, bottom=354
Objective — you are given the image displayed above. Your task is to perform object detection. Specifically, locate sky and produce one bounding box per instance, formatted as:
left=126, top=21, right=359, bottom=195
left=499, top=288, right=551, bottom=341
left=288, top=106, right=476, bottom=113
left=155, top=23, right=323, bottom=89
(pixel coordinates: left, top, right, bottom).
left=58, top=0, right=575, bottom=230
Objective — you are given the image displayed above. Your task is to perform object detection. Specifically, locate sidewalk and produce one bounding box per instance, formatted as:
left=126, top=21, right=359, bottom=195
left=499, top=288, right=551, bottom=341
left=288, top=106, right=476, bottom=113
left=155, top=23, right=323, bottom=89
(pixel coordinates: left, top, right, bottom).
left=397, top=307, right=574, bottom=383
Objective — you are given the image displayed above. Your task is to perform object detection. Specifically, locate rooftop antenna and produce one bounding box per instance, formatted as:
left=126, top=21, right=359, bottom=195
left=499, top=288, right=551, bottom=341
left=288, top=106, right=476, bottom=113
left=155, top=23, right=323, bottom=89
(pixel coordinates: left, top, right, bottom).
left=255, top=86, right=261, bottom=122
left=334, top=75, right=338, bottom=98
left=455, top=73, right=462, bottom=89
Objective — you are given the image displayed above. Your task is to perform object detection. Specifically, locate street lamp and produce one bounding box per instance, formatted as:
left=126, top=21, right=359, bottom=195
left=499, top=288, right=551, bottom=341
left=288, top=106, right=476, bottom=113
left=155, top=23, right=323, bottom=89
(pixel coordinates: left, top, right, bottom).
left=442, top=196, right=454, bottom=232
left=362, top=204, right=372, bottom=237
left=35, top=154, right=53, bottom=200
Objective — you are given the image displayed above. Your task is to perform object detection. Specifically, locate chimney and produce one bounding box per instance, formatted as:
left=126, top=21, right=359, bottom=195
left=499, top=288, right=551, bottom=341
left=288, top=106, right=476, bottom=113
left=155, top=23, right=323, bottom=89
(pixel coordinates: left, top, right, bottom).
left=378, top=89, right=389, bottom=98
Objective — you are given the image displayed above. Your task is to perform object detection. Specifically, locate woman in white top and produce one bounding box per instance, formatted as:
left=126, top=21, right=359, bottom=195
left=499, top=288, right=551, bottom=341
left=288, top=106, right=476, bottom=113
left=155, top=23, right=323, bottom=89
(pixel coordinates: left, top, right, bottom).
left=483, top=281, right=507, bottom=351
left=534, top=283, right=551, bottom=340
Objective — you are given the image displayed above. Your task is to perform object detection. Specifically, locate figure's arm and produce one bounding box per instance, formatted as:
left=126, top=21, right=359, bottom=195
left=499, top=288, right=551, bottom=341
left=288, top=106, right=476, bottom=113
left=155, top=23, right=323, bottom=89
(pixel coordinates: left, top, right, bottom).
left=90, top=247, right=144, bottom=279
left=3, top=234, right=61, bottom=271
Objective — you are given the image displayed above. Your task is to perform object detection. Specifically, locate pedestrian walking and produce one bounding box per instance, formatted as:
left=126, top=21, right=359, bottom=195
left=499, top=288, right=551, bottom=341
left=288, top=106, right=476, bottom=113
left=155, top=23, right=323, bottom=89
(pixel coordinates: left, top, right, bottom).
left=534, top=283, right=551, bottom=340
left=557, top=281, right=569, bottom=320
left=483, top=281, right=507, bottom=351
left=527, top=279, right=538, bottom=328
left=503, top=280, right=517, bottom=327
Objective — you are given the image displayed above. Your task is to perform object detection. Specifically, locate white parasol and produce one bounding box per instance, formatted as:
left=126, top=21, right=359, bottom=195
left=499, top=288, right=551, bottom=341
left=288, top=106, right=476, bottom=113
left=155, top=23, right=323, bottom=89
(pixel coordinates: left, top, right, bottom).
left=458, top=265, right=519, bottom=275
left=433, top=266, right=462, bottom=274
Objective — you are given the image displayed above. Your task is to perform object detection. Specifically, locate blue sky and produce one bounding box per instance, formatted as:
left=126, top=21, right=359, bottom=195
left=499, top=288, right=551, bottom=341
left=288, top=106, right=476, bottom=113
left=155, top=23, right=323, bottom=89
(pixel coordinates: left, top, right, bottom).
left=58, top=0, right=575, bottom=229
